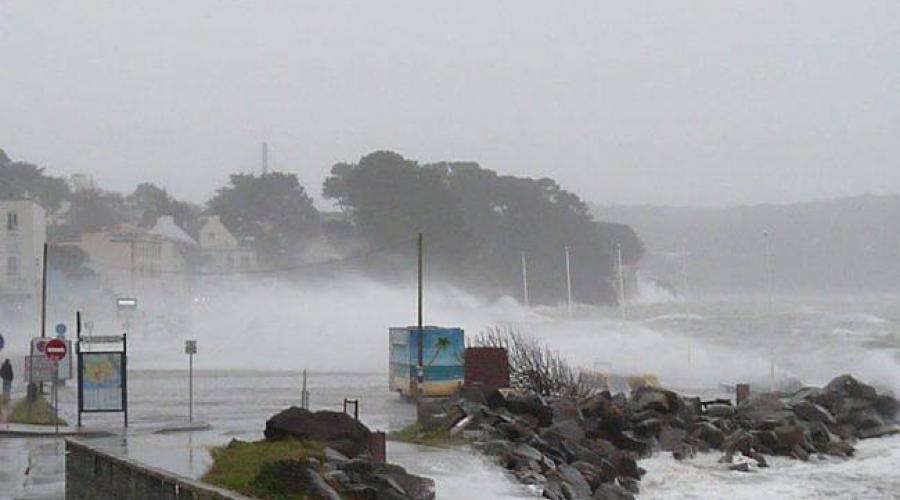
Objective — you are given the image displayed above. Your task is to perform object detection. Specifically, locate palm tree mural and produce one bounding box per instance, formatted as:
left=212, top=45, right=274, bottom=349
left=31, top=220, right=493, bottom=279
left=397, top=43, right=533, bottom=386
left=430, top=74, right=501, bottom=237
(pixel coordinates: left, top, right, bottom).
left=427, top=337, right=452, bottom=367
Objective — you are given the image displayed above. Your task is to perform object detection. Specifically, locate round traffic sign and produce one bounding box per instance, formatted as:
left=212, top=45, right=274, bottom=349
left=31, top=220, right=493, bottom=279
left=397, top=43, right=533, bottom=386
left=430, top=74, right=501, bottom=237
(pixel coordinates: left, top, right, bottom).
left=55, top=323, right=67, bottom=336
left=45, top=338, right=67, bottom=362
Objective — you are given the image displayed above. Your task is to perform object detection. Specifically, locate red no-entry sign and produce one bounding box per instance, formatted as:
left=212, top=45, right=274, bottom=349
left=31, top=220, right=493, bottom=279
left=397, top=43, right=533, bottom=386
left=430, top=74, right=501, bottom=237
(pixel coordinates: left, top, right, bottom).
left=45, top=338, right=68, bottom=362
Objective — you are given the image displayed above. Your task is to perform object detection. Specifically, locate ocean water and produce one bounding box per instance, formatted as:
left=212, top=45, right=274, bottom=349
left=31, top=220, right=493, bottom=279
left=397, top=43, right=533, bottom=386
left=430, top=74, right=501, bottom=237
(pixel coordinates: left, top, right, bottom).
left=2, top=280, right=898, bottom=499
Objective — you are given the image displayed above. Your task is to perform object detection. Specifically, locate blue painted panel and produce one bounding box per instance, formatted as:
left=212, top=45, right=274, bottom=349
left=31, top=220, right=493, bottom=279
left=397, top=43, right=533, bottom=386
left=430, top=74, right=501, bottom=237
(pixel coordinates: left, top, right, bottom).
left=388, top=326, right=465, bottom=394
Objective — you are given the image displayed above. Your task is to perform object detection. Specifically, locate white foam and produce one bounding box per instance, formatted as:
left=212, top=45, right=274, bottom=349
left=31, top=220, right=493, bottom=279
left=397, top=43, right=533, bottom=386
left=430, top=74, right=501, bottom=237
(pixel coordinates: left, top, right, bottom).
left=641, top=436, right=900, bottom=499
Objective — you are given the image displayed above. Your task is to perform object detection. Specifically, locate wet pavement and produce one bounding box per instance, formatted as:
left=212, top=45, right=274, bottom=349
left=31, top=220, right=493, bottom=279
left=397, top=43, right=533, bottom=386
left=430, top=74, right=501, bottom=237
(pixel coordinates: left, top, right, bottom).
left=0, top=370, right=450, bottom=500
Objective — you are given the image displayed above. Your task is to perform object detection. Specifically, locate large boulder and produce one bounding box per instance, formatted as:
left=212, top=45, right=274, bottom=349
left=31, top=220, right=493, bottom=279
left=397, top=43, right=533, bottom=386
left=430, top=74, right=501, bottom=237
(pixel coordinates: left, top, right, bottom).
left=792, top=401, right=836, bottom=424
left=593, top=482, right=635, bottom=500
left=542, top=419, right=586, bottom=444
left=375, top=462, right=436, bottom=500
left=824, top=375, right=878, bottom=403
left=608, top=450, right=643, bottom=480
left=265, top=407, right=372, bottom=457
left=693, top=422, right=725, bottom=449
left=550, top=400, right=584, bottom=422
left=553, top=463, right=592, bottom=499
left=874, top=395, right=900, bottom=422
left=738, top=393, right=792, bottom=425
left=506, top=394, right=554, bottom=427
left=705, top=404, right=736, bottom=418
left=631, top=387, right=672, bottom=414
left=459, top=385, right=507, bottom=410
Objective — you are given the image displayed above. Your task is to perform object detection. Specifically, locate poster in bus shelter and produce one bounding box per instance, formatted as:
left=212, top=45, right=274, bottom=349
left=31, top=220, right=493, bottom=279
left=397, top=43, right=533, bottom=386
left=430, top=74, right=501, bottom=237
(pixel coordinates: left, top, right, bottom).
left=80, top=352, right=124, bottom=412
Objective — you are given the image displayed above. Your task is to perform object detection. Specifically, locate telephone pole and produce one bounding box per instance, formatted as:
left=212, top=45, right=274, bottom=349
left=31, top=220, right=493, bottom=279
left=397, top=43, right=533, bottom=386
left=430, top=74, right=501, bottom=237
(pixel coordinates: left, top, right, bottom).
left=416, top=233, right=424, bottom=398
left=41, top=243, right=48, bottom=338
left=521, top=251, right=530, bottom=307
left=617, top=243, right=627, bottom=322
left=565, top=246, right=573, bottom=319
left=764, top=231, right=775, bottom=390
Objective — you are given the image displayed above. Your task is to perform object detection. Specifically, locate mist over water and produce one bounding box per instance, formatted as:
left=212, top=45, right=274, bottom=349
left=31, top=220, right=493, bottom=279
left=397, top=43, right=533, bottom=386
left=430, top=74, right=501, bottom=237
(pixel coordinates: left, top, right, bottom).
left=99, top=273, right=900, bottom=398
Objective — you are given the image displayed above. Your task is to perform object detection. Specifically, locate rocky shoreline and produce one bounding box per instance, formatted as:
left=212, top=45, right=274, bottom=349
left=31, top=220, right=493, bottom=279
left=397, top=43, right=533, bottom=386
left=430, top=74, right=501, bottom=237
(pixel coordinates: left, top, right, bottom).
left=412, top=374, right=899, bottom=499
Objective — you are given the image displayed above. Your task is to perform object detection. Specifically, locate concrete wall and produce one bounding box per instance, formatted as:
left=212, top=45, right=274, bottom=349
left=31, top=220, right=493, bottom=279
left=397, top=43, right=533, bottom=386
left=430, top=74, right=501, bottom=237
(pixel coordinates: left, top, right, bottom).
left=66, top=439, right=252, bottom=500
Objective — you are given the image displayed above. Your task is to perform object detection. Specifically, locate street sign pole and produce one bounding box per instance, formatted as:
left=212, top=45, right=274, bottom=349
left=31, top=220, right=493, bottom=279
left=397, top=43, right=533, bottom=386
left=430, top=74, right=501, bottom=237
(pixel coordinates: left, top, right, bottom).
left=189, top=352, right=193, bottom=423
left=43, top=338, right=67, bottom=433
left=185, top=340, right=197, bottom=423
left=53, top=360, right=59, bottom=434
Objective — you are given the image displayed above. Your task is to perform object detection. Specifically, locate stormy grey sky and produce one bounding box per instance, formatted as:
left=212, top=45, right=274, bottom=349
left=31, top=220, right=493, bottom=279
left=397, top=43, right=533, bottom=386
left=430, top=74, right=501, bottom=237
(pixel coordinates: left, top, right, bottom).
left=1, top=1, right=898, bottom=208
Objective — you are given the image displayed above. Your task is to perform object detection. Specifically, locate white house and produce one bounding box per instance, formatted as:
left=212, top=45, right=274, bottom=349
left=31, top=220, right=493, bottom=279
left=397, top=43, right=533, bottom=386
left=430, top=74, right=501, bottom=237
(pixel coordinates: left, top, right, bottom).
left=58, top=216, right=199, bottom=300
left=0, top=199, right=47, bottom=306
left=197, top=215, right=256, bottom=272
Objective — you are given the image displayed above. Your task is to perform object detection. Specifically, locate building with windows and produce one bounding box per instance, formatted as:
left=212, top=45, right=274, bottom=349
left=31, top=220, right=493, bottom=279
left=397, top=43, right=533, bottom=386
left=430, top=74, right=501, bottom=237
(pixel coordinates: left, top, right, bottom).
left=57, top=216, right=199, bottom=300
left=0, top=199, right=47, bottom=308
left=196, top=215, right=256, bottom=272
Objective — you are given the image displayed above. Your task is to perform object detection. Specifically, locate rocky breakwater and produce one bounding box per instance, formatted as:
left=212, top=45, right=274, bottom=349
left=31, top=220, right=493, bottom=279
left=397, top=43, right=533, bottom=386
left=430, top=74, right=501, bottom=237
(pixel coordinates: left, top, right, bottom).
left=205, top=407, right=435, bottom=500
left=415, top=374, right=898, bottom=499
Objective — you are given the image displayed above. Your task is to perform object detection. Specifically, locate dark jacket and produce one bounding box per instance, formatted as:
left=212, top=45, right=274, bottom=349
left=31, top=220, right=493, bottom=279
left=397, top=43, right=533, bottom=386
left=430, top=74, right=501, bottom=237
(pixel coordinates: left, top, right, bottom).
left=0, top=360, right=12, bottom=381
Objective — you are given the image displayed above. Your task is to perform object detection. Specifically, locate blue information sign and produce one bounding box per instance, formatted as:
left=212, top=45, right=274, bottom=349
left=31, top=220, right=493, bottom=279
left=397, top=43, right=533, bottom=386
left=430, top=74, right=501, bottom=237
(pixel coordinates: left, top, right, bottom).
left=55, top=323, right=67, bottom=337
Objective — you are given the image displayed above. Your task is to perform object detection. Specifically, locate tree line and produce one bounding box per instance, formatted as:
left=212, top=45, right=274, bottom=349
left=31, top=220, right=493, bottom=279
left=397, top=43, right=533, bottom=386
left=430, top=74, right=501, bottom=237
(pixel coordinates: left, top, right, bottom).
left=0, top=148, right=643, bottom=305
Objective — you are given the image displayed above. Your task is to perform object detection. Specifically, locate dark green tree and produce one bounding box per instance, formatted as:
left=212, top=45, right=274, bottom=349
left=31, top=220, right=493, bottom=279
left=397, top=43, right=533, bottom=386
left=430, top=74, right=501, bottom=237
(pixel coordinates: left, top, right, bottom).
left=62, top=188, right=125, bottom=235
left=0, top=149, right=70, bottom=211
left=48, top=245, right=96, bottom=281
left=323, top=152, right=644, bottom=304
left=128, top=183, right=200, bottom=236
left=208, top=172, right=322, bottom=265
left=323, top=151, right=474, bottom=272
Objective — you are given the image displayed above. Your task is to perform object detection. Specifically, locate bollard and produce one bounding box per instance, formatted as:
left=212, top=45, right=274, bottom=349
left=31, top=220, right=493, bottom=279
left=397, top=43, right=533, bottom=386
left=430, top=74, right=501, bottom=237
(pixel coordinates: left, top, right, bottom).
left=736, top=383, right=751, bottom=406
left=301, top=370, right=310, bottom=410
left=343, top=398, right=359, bottom=420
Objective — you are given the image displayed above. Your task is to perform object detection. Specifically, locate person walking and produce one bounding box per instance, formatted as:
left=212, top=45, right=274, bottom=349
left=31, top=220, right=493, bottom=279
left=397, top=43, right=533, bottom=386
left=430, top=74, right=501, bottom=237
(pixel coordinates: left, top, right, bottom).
left=1, top=358, right=13, bottom=405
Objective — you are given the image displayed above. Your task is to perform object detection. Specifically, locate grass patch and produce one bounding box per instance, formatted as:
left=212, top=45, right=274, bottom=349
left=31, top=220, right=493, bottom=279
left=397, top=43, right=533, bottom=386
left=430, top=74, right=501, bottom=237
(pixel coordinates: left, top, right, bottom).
left=202, top=439, right=324, bottom=499
left=387, top=421, right=457, bottom=447
left=8, top=396, right=67, bottom=426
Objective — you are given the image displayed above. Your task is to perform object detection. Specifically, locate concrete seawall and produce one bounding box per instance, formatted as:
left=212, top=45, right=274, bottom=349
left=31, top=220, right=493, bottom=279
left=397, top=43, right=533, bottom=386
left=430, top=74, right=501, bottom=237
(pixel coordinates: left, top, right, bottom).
left=65, top=438, right=252, bottom=500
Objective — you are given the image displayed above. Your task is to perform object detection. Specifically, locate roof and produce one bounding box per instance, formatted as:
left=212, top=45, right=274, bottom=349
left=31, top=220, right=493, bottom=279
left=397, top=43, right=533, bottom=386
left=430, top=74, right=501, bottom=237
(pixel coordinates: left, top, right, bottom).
left=150, top=216, right=198, bottom=246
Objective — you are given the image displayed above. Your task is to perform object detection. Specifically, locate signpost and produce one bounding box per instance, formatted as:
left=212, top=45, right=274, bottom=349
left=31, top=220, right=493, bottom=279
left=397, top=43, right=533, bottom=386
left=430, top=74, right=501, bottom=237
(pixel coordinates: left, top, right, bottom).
left=26, top=338, right=72, bottom=383
left=185, top=340, right=197, bottom=423
left=45, top=338, right=67, bottom=362
left=0, top=333, right=4, bottom=421
left=45, top=338, right=67, bottom=434
left=76, top=315, right=127, bottom=428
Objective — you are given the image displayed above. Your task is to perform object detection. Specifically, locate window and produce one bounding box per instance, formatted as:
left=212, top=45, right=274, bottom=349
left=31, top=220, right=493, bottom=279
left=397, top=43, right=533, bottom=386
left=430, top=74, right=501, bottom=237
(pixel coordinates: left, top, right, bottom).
left=240, top=255, right=250, bottom=268
left=6, top=256, right=18, bottom=277
left=226, top=255, right=235, bottom=268
left=208, top=232, right=216, bottom=242
left=6, top=211, right=18, bottom=232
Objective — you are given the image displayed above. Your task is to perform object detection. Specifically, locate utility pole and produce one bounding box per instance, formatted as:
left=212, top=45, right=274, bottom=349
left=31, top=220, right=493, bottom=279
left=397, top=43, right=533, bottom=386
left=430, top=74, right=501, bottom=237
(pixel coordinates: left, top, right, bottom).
left=764, top=231, right=775, bottom=390
left=565, top=246, right=573, bottom=319
left=262, top=141, right=269, bottom=174
left=521, top=251, right=530, bottom=307
left=764, top=231, right=773, bottom=316
left=681, top=246, right=692, bottom=368
left=185, top=340, right=197, bottom=423
left=41, top=242, right=48, bottom=338
left=416, top=233, right=424, bottom=399
left=617, top=243, right=627, bottom=322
